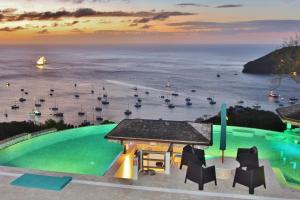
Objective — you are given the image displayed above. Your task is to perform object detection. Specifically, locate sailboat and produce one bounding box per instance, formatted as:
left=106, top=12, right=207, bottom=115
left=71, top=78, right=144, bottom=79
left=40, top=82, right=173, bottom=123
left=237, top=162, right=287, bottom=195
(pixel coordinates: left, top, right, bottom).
left=51, top=99, right=59, bottom=111
left=36, top=56, right=47, bottom=69
left=78, top=105, right=85, bottom=116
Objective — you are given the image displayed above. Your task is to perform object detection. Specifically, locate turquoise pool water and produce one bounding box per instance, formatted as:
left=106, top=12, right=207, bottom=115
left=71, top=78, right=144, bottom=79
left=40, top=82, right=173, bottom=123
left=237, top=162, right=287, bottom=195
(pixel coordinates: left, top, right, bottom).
left=0, top=124, right=123, bottom=176
left=208, top=125, right=300, bottom=189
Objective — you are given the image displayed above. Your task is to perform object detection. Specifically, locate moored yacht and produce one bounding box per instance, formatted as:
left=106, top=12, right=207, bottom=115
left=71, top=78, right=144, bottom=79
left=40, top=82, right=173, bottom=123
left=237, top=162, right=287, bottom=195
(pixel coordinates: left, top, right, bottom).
left=36, top=56, right=46, bottom=69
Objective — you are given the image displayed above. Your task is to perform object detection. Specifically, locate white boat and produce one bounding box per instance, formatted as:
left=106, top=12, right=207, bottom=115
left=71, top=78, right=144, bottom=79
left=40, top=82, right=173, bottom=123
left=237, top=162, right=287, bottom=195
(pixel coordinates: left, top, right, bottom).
left=36, top=56, right=47, bottom=69
left=30, top=109, right=41, bottom=116
left=252, top=104, right=261, bottom=109
left=268, top=90, right=279, bottom=98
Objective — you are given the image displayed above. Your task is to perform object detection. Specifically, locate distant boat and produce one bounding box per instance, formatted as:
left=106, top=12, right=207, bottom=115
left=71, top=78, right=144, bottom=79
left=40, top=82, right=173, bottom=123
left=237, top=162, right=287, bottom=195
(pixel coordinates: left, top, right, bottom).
left=237, top=100, right=244, bottom=104
left=133, top=87, right=138, bottom=91
left=101, top=96, right=109, bottom=105
left=39, top=98, right=45, bottom=103
left=160, top=95, right=165, bottom=99
left=165, top=98, right=171, bottom=103
left=30, top=109, right=41, bottom=116
left=74, top=94, right=80, bottom=98
left=134, top=102, right=142, bottom=108
left=96, top=116, right=103, bottom=121
left=51, top=100, right=58, bottom=111
left=124, top=109, right=132, bottom=116
left=137, top=98, right=142, bottom=103
left=186, top=101, right=192, bottom=106
left=11, top=104, right=19, bottom=110
left=185, top=97, right=191, bottom=102
left=217, top=74, right=221, bottom=78
left=168, top=104, right=175, bottom=109
left=54, top=112, right=64, bottom=117
left=191, top=89, right=196, bottom=93
left=19, top=97, right=26, bottom=102
left=289, top=97, right=298, bottom=101
left=78, top=111, right=85, bottom=116
left=95, top=107, right=102, bottom=112
left=289, top=101, right=296, bottom=105
left=80, top=120, right=91, bottom=126
left=36, top=56, right=46, bottom=69
left=269, top=91, right=279, bottom=98
left=145, top=91, right=150, bottom=95
left=134, top=94, right=139, bottom=98
left=171, top=93, right=179, bottom=97
left=252, top=104, right=261, bottom=109
left=35, top=102, right=42, bottom=107
left=102, top=101, right=109, bottom=105
left=166, top=80, right=171, bottom=88
left=209, top=100, right=216, bottom=105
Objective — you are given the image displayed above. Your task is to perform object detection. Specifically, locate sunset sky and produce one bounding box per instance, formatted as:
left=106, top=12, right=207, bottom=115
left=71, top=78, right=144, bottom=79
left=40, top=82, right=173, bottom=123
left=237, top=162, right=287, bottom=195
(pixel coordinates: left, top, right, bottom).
left=0, top=0, right=300, bottom=44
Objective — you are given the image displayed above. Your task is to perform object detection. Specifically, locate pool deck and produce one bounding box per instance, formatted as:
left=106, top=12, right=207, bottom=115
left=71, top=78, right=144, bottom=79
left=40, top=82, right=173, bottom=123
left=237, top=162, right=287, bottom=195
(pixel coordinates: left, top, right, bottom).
left=1, top=159, right=300, bottom=200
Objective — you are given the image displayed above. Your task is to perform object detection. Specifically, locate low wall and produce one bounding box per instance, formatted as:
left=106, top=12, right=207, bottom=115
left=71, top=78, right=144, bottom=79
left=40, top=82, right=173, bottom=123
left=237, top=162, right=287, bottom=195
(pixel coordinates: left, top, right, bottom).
left=0, top=128, right=57, bottom=150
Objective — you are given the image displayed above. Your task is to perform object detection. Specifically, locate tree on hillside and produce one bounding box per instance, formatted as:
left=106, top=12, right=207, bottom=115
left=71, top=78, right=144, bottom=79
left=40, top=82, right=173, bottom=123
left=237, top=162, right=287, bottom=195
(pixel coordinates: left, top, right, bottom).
left=281, top=33, right=300, bottom=48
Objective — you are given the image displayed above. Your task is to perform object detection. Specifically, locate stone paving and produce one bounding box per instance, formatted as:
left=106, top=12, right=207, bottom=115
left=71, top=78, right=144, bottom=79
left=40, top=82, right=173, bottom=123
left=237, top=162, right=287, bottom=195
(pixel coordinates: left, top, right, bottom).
left=0, top=159, right=300, bottom=200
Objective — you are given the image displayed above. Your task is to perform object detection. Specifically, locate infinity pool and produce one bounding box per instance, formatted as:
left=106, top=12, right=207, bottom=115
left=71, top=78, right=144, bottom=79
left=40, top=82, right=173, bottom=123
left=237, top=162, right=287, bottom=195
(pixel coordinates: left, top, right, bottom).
left=0, top=124, right=123, bottom=176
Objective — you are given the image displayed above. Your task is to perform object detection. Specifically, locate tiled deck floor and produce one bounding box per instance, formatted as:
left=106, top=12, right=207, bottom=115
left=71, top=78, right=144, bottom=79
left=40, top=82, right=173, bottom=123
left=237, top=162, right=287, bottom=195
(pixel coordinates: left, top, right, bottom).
left=0, top=159, right=300, bottom=200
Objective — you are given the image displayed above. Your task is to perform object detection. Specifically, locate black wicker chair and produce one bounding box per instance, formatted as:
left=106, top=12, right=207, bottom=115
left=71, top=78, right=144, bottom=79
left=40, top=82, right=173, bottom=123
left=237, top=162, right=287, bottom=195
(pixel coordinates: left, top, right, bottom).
left=233, top=146, right=266, bottom=194
left=185, top=160, right=217, bottom=190
left=180, top=145, right=206, bottom=169
left=236, top=146, right=259, bottom=170
left=233, top=166, right=266, bottom=194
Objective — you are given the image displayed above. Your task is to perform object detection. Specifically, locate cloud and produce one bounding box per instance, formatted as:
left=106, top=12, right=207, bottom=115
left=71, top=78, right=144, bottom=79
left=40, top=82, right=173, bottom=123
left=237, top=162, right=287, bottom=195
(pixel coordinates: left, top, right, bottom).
left=71, top=28, right=84, bottom=33
left=59, top=0, right=130, bottom=3
left=141, top=25, right=151, bottom=29
left=52, top=22, right=59, bottom=27
left=167, top=20, right=300, bottom=33
left=176, top=3, right=209, bottom=7
left=0, top=8, right=18, bottom=14
left=37, top=29, right=49, bottom=34
left=65, top=20, right=79, bottom=26
left=131, top=11, right=193, bottom=26
left=0, top=26, right=24, bottom=32
left=59, top=0, right=84, bottom=3
left=0, top=8, right=193, bottom=22
left=215, top=4, right=243, bottom=8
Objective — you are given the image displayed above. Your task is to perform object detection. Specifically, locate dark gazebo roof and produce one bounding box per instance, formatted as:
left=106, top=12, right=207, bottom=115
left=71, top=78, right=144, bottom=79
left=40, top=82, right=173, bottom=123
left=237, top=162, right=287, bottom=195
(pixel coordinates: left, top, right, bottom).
left=276, top=104, right=300, bottom=126
left=105, top=119, right=213, bottom=145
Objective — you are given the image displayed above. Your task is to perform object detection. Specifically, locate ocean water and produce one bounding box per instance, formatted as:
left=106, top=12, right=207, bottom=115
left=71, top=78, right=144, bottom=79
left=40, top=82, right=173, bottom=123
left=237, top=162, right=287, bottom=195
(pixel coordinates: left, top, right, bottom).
left=0, top=44, right=299, bottom=125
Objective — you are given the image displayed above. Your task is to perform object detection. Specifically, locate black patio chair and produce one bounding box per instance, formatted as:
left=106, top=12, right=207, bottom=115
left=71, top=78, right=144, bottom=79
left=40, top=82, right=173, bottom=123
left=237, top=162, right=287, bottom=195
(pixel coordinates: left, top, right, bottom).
left=236, top=146, right=259, bottom=170
left=233, top=166, right=266, bottom=194
left=180, top=145, right=206, bottom=169
left=184, top=160, right=217, bottom=190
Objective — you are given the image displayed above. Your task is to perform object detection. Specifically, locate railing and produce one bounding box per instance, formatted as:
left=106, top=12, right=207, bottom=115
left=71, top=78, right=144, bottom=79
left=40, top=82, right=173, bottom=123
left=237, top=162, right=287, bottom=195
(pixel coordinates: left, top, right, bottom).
left=0, top=128, right=57, bottom=149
